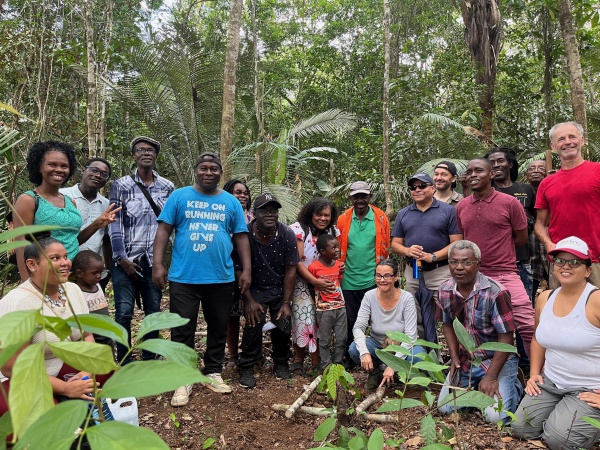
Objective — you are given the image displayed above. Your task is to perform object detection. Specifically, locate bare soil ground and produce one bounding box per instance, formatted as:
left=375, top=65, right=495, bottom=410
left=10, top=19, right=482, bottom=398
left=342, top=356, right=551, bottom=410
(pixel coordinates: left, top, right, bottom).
left=128, top=297, right=600, bottom=450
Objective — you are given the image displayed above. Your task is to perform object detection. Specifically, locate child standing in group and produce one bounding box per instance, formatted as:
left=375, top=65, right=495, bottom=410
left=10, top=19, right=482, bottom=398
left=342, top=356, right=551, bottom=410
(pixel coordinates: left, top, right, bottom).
left=72, top=250, right=114, bottom=354
left=308, top=234, right=346, bottom=371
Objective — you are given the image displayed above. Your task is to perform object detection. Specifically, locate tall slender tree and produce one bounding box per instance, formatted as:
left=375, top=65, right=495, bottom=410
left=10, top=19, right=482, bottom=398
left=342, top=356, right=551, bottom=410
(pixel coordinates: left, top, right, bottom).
left=382, top=0, right=393, bottom=216
left=220, top=0, right=244, bottom=179
left=557, top=0, right=587, bottom=142
left=459, top=0, right=502, bottom=140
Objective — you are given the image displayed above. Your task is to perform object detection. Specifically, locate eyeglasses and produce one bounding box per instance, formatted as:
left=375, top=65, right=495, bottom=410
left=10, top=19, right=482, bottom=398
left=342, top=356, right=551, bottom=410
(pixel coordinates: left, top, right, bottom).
left=233, top=189, right=250, bottom=196
left=526, top=167, right=547, bottom=173
left=408, top=183, right=431, bottom=191
left=375, top=273, right=395, bottom=280
left=256, top=207, right=279, bottom=215
left=85, top=166, right=110, bottom=180
left=448, top=260, right=478, bottom=267
left=196, top=166, right=221, bottom=174
left=553, top=257, right=586, bottom=268
left=134, top=147, right=157, bottom=155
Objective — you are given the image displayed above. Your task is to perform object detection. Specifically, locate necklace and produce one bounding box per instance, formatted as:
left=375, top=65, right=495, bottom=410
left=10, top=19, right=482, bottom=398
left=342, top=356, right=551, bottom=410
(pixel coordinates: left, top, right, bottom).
left=254, top=224, right=276, bottom=239
left=30, top=280, right=67, bottom=309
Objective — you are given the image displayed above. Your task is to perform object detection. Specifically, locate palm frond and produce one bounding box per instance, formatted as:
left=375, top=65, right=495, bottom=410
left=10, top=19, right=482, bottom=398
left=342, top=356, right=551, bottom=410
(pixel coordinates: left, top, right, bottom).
left=288, top=109, right=356, bottom=142
left=417, top=113, right=465, bottom=131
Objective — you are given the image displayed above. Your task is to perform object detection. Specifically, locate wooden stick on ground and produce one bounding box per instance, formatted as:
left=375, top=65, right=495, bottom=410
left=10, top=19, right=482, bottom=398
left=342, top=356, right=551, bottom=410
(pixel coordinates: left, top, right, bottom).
left=355, top=386, right=385, bottom=416
left=272, top=404, right=331, bottom=417
left=362, top=413, right=398, bottom=423
left=285, top=375, right=323, bottom=418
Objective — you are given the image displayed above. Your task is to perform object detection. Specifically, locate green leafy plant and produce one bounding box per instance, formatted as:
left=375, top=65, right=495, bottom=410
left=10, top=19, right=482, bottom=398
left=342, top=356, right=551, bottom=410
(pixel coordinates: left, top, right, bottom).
left=0, top=224, right=209, bottom=448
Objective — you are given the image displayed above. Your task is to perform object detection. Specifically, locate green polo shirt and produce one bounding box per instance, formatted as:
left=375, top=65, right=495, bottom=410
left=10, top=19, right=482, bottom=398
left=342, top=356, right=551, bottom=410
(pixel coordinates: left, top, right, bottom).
left=341, top=207, right=377, bottom=290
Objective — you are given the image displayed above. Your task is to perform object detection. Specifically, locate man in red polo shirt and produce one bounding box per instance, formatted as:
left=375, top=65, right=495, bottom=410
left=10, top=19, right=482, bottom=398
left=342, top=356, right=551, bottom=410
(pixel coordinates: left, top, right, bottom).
left=456, top=158, right=534, bottom=357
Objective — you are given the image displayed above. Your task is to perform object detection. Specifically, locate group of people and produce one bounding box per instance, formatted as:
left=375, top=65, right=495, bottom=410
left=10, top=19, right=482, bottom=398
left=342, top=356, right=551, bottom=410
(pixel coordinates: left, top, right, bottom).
left=2, top=121, right=600, bottom=449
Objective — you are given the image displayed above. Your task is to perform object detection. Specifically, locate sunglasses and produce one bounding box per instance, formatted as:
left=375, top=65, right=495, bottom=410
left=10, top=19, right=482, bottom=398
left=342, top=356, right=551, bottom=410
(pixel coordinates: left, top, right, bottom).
left=408, top=183, right=431, bottom=191
left=553, top=257, right=587, bottom=269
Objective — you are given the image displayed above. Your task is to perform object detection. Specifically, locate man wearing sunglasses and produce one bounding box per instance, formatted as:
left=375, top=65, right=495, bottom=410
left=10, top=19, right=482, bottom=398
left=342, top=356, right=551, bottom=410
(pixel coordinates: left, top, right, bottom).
left=109, top=136, right=175, bottom=364
left=391, top=172, right=462, bottom=340
left=60, top=157, right=114, bottom=290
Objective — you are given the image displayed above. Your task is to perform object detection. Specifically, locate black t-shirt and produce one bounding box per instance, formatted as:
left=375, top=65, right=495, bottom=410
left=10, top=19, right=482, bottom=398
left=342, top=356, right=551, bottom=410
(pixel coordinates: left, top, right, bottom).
left=235, top=221, right=300, bottom=303
left=495, top=182, right=536, bottom=261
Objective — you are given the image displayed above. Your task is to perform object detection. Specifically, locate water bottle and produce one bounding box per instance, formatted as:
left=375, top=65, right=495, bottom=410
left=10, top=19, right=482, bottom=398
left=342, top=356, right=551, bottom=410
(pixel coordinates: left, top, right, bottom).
left=82, top=376, right=114, bottom=423
left=412, top=258, right=420, bottom=279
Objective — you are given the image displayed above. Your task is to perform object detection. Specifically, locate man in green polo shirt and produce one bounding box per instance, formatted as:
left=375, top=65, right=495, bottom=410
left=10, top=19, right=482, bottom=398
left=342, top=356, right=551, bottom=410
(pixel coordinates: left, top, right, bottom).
left=337, top=181, right=390, bottom=367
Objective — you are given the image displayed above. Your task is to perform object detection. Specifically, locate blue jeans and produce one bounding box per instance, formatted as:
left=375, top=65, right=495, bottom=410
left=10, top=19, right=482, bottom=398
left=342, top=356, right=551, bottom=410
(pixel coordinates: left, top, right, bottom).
left=111, top=257, right=162, bottom=363
left=348, top=336, right=425, bottom=368
left=438, top=354, right=522, bottom=424
left=517, top=261, right=533, bottom=301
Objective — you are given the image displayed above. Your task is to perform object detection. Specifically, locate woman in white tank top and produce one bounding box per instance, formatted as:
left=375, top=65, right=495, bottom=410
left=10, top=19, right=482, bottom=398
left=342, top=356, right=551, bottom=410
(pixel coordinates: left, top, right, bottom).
left=512, top=236, right=600, bottom=450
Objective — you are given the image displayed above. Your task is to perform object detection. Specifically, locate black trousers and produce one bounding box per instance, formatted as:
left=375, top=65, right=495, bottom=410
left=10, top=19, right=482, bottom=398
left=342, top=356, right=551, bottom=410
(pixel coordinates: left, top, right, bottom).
left=169, top=281, right=235, bottom=375
left=343, top=285, right=376, bottom=347
left=238, top=297, right=291, bottom=369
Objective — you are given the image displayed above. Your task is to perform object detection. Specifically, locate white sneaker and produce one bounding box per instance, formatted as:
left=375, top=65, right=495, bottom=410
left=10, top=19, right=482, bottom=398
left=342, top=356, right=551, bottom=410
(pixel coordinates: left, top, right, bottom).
left=171, top=384, right=193, bottom=406
left=205, top=373, right=232, bottom=394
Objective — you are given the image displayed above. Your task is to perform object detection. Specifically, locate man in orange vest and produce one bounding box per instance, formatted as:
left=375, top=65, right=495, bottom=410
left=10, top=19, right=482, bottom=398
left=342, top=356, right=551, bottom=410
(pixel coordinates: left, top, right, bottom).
left=337, top=181, right=390, bottom=367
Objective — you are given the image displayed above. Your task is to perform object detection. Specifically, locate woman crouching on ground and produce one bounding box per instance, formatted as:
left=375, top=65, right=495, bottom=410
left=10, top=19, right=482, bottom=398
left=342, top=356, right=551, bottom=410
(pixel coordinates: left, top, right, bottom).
left=0, top=238, right=109, bottom=415
left=348, top=258, right=424, bottom=389
left=512, top=236, right=600, bottom=449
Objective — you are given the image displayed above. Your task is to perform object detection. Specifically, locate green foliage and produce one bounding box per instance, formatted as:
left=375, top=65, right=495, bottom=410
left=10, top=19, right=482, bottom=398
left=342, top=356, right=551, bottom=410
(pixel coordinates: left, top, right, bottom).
left=65, top=314, right=129, bottom=347
left=318, top=363, right=355, bottom=401
left=101, top=361, right=208, bottom=398
left=0, top=309, right=37, bottom=348
left=14, top=401, right=87, bottom=450
left=86, top=421, right=170, bottom=449
left=453, top=318, right=476, bottom=354
left=0, top=258, right=208, bottom=447
left=48, top=341, right=117, bottom=374
left=582, top=416, right=600, bottom=429
left=136, top=339, right=199, bottom=368
left=136, top=312, right=190, bottom=340
left=314, top=416, right=337, bottom=441
left=9, top=344, right=54, bottom=439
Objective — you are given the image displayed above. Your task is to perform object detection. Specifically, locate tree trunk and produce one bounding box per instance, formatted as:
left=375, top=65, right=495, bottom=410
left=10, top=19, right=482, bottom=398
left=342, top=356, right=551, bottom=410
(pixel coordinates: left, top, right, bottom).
left=84, top=0, right=97, bottom=158
left=220, top=0, right=244, bottom=180
left=251, top=0, right=264, bottom=142
left=382, top=0, right=394, bottom=217
left=459, top=0, right=502, bottom=141
left=541, top=6, right=556, bottom=138
left=556, top=0, right=587, bottom=149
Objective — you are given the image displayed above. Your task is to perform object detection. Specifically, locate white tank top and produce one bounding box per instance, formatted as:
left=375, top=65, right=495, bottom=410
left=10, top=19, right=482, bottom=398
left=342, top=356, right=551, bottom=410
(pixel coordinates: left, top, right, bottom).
left=536, top=283, right=600, bottom=389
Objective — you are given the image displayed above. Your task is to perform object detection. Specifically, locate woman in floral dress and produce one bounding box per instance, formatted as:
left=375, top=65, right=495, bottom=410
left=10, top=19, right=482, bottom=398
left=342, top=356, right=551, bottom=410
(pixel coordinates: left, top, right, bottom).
left=289, top=198, right=339, bottom=373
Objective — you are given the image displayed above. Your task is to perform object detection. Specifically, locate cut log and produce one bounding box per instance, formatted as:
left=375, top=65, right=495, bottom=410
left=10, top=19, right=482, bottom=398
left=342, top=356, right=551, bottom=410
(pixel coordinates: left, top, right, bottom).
left=285, top=375, right=322, bottom=418
left=272, top=404, right=331, bottom=417
left=363, top=413, right=398, bottom=423
left=355, top=386, right=385, bottom=415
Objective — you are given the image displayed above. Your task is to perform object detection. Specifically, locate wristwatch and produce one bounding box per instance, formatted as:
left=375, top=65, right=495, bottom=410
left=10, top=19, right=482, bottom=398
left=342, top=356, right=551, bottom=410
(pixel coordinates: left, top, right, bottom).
left=431, top=253, right=438, bottom=263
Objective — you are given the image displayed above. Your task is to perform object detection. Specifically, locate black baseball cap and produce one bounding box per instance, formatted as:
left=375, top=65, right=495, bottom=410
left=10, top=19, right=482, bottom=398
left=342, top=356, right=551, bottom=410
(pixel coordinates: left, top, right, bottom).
left=253, top=193, right=282, bottom=210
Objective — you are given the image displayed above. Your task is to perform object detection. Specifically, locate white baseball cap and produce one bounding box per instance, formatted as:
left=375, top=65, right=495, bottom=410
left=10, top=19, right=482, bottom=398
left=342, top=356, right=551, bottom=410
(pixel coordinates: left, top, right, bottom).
left=548, top=236, right=591, bottom=260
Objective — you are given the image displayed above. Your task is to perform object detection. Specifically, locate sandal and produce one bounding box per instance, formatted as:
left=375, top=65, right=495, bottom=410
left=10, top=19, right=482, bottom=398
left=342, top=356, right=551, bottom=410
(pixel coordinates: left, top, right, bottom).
left=290, top=361, right=305, bottom=374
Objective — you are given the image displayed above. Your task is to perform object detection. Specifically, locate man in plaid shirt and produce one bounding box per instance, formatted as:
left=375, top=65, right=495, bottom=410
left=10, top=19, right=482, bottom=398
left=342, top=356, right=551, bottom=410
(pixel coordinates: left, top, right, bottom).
left=437, top=240, right=523, bottom=424
left=109, top=136, right=175, bottom=364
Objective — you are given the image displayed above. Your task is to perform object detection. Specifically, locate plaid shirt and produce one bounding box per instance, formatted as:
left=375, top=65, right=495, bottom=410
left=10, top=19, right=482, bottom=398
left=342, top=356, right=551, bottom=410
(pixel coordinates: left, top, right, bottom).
left=528, top=231, right=549, bottom=282
left=438, top=272, right=516, bottom=372
left=109, top=170, right=174, bottom=264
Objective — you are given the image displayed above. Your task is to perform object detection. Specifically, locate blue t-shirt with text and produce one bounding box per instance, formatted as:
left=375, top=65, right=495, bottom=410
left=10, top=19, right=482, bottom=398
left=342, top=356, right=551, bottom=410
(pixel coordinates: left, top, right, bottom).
left=157, top=186, right=248, bottom=284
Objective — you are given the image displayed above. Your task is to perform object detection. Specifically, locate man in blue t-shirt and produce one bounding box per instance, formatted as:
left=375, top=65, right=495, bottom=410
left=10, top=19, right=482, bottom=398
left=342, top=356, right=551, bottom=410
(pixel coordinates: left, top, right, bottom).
left=391, top=172, right=462, bottom=341
left=153, top=152, right=251, bottom=406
